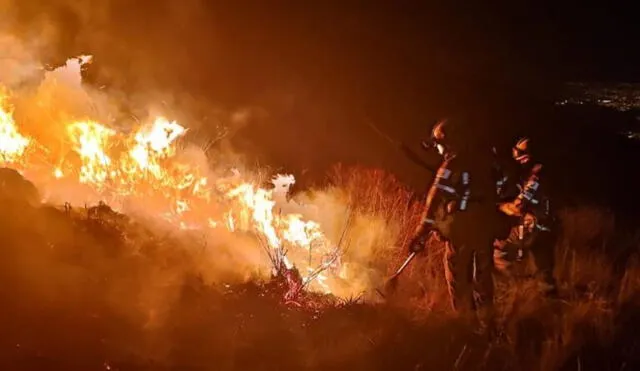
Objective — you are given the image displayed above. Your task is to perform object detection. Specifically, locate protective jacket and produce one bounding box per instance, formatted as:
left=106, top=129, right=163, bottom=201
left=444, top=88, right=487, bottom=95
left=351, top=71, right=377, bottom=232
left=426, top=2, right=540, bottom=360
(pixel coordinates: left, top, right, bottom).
left=442, top=148, right=500, bottom=314
left=511, top=161, right=553, bottom=231
left=494, top=157, right=558, bottom=295
left=413, top=145, right=501, bottom=247
left=419, top=153, right=464, bottom=234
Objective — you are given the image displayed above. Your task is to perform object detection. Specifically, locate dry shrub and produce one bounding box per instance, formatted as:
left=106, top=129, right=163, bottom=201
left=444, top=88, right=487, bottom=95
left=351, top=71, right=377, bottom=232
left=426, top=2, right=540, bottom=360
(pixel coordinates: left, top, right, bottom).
left=329, top=165, right=640, bottom=370
left=555, top=207, right=616, bottom=287
left=327, top=163, right=422, bottom=269
left=2, top=164, right=640, bottom=370
left=327, top=164, right=456, bottom=312
left=619, top=254, right=640, bottom=305
left=327, top=164, right=421, bottom=228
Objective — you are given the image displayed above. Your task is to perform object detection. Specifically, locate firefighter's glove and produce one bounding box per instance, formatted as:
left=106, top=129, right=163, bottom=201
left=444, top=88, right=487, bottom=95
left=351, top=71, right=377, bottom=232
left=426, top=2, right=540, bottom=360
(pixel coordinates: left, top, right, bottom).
left=430, top=228, right=445, bottom=242
left=408, top=233, right=428, bottom=253
left=499, top=201, right=522, bottom=217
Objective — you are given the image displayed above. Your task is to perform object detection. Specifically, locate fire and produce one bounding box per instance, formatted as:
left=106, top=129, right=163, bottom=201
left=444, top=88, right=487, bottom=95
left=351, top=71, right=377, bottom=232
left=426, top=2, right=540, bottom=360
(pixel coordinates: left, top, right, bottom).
left=67, top=120, right=116, bottom=186
left=226, top=183, right=281, bottom=249
left=60, top=116, right=211, bottom=224
left=127, top=117, right=186, bottom=178
left=282, top=215, right=324, bottom=247
left=224, top=180, right=344, bottom=293
left=0, top=90, right=31, bottom=166
left=0, top=54, right=360, bottom=298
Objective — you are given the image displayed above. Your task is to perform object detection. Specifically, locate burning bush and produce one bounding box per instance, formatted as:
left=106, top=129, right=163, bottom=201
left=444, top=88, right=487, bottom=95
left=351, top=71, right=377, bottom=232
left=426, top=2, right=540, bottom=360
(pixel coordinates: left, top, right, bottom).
left=0, top=53, right=415, bottom=301
left=1, top=35, right=640, bottom=371
left=2, top=165, right=640, bottom=371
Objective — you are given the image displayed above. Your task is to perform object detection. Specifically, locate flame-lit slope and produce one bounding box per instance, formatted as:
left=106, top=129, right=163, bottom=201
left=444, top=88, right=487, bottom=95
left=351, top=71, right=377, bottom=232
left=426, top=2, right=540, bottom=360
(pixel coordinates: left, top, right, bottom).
left=0, top=56, right=392, bottom=299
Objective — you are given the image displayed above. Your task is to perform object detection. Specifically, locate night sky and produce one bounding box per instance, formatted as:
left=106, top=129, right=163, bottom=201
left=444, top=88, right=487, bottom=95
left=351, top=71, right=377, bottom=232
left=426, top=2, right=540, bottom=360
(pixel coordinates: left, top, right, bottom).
left=5, top=1, right=640, bottom=189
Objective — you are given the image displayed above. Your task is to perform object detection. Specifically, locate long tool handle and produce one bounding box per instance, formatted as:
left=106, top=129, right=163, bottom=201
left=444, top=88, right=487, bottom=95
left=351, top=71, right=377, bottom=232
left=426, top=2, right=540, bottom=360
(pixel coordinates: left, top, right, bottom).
left=375, top=251, right=419, bottom=299
left=389, top=251, right=417, bottom=280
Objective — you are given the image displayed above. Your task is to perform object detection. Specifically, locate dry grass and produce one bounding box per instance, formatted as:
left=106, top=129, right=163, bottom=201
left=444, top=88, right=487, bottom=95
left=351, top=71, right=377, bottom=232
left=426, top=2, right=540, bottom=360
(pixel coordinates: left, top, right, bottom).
left=326, top=164, right=640, bottom=370
left=1, top=165, right=640, bottom=370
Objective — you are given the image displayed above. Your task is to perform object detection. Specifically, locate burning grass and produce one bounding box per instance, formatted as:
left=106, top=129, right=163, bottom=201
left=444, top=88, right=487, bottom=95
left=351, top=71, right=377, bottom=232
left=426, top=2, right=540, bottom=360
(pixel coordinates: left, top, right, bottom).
left=1, top=166, right=640, bottom=371
left=0, top=47, right=638, bottom=370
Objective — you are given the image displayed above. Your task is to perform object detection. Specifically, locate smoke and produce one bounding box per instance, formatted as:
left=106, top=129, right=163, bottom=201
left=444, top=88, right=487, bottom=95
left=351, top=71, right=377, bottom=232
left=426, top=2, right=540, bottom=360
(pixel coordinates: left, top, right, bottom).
left=0, top=5, right=403, bottom=353
left=0, top=24, right=266, bottom=330
left=274, top=179, right=399, bottom=297
left=273, top=175, right=391, bottom=283
left=0, top=34, right=42, bottom=87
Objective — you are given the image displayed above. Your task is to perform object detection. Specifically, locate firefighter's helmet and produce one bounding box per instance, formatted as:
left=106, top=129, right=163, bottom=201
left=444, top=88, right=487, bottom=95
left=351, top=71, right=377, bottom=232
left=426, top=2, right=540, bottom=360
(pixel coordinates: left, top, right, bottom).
left=512, top=137, right=531, bottom=163
left=429, top=119, right=461, bottom=156
left=431, top=119, right=447, bottom=141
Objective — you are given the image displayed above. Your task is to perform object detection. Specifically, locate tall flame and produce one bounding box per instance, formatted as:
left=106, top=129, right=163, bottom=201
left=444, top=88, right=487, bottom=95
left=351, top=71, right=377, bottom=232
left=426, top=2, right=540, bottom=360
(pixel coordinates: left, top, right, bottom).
left=67, top=120, right=116, bottom=186
left=0, top=91, right=31, bottom=166
left=0, top=56, right=362, bottom=298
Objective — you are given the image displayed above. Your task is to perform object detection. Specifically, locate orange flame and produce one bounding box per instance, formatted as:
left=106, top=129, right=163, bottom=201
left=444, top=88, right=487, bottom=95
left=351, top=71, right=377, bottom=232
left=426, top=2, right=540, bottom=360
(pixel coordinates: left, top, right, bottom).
left=0, top=90, right=31, bottom=166
left=0, top=57, right=361, bottom=297
left=67, top=120, right=116, bottom=187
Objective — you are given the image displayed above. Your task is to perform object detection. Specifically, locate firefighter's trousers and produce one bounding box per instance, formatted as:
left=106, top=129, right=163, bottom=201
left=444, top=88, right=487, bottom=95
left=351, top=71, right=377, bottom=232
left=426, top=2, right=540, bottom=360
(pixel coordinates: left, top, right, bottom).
left=444, top=240, right=494, bottom=314
left=493, top=225, right=557, bottom=291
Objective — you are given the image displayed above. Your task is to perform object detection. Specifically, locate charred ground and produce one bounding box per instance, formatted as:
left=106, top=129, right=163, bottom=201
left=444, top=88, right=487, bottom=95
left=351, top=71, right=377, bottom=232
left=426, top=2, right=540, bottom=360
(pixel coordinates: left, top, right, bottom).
left=1, top=166, right=640, bottom=371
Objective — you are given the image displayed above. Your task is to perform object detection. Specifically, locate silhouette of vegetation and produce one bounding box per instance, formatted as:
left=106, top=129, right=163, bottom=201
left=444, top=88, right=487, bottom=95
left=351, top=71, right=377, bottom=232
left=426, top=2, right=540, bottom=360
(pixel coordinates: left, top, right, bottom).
left=1, top=166, right=639, bottom=371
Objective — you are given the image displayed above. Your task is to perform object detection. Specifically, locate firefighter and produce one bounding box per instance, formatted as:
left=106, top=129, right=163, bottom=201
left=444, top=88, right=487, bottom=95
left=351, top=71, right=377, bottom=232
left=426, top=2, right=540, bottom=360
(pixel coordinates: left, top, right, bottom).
left=408, top=120, right=500, bottom=325
left=494, top=137, right=558, bottom=295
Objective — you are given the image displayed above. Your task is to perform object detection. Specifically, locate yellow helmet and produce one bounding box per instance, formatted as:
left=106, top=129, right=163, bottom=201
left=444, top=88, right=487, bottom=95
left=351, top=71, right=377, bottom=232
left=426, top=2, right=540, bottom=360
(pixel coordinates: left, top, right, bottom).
left=512, top=137, right=531, bottom=163
left=431, top=119, right=447, bottom=141
left=428, top=119, right=457, bottom=156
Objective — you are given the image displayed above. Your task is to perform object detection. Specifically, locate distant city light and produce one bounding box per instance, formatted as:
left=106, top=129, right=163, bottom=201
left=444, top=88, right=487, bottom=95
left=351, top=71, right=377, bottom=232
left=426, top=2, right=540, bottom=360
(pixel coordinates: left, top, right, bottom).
left=556, top=83, right=640, bottom=112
